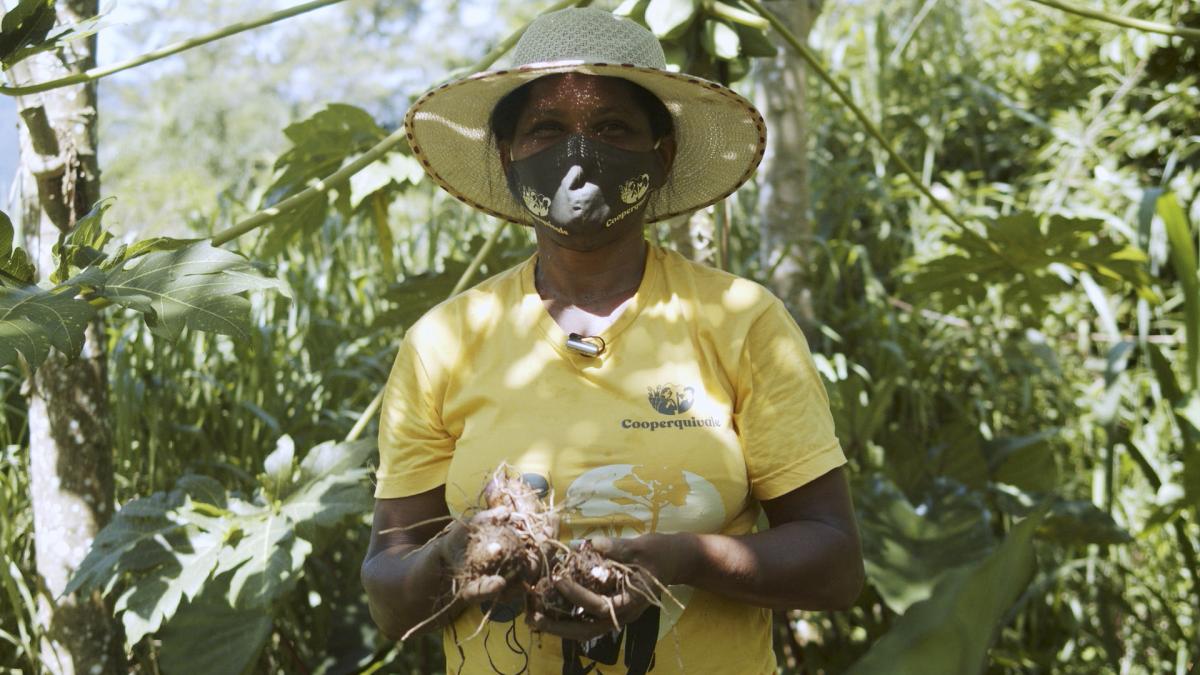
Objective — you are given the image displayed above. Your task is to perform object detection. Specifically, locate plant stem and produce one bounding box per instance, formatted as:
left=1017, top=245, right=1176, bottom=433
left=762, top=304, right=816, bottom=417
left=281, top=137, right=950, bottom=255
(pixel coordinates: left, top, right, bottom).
left=0, top=0, right=350, bottom=97
left=740, top=0, right=972, bottom=236
left=1022, top=0, right=1200, bottom=41
left=209, top=0, right=587, bottom=247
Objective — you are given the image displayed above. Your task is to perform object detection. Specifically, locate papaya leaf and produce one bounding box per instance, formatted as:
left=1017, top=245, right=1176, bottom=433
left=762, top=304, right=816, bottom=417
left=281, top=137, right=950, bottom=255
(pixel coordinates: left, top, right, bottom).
left=734, top=19, right=776, bottom=57
left=3, top=12, right=104, bottom=69
left=219, top=513, right=310, bottom=610
left=845, top=506, right=1046, bottom=675
left=114, top=528, right=226, bottom=646
left=614, top=0, right=650, bottom=20
left=348, top=151, right=423, bottom=210
left=94, top=241, right=290, bottom=341
left=0, top=282, right=96, bottom=370
left=905, top=213, right=1154, bottom=316
left=63, top=493, right=180, bottom=599
left=102, top=236, right=202, bottom=271
left=258, top=104, right=388, bottom=256
left=0, top=0, right=55, bottom=66
left=0, top=210, right=35, bottom=286
left=52, top=197, right=115, bottom=283
left=155, top=576, right=272, bottom=675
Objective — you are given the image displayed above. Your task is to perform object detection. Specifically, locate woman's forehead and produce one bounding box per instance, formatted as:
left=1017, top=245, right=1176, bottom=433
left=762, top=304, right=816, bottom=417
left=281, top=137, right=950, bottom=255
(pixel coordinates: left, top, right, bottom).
left=522, top=73, right=642, bottom=116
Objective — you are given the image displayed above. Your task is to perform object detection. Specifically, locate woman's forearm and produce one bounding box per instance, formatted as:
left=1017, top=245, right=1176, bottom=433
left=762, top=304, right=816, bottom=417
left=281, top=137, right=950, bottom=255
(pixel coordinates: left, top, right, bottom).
left=361, top=542, right=457, bottom=640
left=672, top=519, right=864, bottom=611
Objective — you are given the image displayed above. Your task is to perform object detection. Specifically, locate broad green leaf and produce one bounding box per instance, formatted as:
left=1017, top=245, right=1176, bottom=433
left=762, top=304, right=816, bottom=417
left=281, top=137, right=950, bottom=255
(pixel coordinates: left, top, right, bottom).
left=96, top=241, right=289, bottom=341
left=297, top=438, right=375, bottom=481
left=156, top=578, right=272, bottom=675
left=64, top=494, right=180, bottom=598
left=3, top=12, right=104, bottom=68
left=102, top=236, right=201, bottom=271
left=614, top=0, right=649, bottom=19
left=855, top=476, right=995, bottom=613
left=905, top=213, right=1154, bottom=316
left=0, top=283, right=96, bottom=369
left=845, top=507, right=1045, bottom=675
left=0, top=0, right=55, bottom=65
left=703, top=19, right=741, bottom=60
left=114, top=529, right=226, bottom=646
left=0, top=210, right=35, bottom=286
left=734, top=21, right=776, bottom=57
left=645, top=0, right=696, bottom=39
left=1158, top=193, right=1199, bottom=389
left=220, top=514, right=310, bottom=609
left=258, top=104, right=387, bottom=256
left=348, top=152, right=424, bottom=209
left=985, top=431, right=1060, bottom=493
left=262, top=434, right=296, bottom=499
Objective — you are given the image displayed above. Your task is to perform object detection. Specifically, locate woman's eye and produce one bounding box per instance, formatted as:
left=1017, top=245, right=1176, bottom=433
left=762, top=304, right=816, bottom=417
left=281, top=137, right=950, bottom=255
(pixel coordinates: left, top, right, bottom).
left=527, top=121, right=563, bottom=136
left=597, top=121, right=631, bottom=135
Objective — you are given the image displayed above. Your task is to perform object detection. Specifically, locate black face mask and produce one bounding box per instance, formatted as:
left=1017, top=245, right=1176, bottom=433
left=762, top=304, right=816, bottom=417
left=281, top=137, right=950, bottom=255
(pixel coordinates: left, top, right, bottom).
left=506, top=133, right=666, bottom=242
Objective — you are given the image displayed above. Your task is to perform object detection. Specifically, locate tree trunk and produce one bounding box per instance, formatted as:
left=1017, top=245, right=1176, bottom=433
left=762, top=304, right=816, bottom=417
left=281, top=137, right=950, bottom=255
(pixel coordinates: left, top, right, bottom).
left=8, top=0, right=124, bottom=671
left=755, top=0, right=820, bottom=325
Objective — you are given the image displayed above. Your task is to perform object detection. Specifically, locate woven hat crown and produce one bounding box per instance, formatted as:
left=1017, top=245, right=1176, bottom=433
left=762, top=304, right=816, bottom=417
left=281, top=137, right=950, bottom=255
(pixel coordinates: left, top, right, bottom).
left=510, top=7, right=667, bottom=69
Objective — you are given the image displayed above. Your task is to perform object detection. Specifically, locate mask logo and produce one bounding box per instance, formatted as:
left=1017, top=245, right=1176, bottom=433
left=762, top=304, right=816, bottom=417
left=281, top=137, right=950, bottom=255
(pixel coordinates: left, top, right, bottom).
left=619, top=173, right=651, bottom=205
left=647, top=383, right=695, bottom=416
left=521, top=187, right=551, bottom=218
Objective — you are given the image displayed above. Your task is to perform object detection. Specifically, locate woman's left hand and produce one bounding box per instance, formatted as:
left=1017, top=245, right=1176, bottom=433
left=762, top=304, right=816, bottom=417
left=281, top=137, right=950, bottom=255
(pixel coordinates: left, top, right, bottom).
left=526, top=533, right=695, bottom=641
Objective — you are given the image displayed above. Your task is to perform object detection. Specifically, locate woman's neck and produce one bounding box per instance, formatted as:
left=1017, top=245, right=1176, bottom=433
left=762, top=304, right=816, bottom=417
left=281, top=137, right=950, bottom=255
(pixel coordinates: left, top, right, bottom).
left=534, top=231, right=648, bottom=316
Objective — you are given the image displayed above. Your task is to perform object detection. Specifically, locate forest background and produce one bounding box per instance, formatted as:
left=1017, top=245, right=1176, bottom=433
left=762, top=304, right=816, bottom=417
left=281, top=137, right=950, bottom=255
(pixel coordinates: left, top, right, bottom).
left=0, top=0, right=1198, bottom=673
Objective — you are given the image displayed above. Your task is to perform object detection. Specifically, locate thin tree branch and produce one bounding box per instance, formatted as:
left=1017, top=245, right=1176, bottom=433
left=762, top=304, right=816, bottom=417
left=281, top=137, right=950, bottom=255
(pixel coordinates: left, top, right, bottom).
left=210, top=0, right=588, bottom=247
left=1, top=0, right=350, bottom=96
left=742, top=0, right=973, bottom=236
left=1022, top=0, right=1200, bottom=41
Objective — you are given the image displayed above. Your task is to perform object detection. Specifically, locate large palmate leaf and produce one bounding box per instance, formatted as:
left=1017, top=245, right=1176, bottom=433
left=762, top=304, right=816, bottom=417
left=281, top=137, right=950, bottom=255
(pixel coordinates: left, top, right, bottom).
left=845, top=507, right=1046, bottom=675
left=0, top=0, right=55, bottom=66
left=66, top=438, right=375, bottom=650
left=95, top=241, right=289, bottom=341
left=0, top=282, right=96, bottom=369
left=155, top=576, right=273, bottom=675
left=644, top=0, right=697, bottom=39
left=905, top=213, right=1154, bottom=315
left=51, top=198, right=114, bottom=283
left=0, top=210, right=35, bottom=286
left=257, top=104, right=389, bottom=256
left=855, top=476, right=995, bottom=613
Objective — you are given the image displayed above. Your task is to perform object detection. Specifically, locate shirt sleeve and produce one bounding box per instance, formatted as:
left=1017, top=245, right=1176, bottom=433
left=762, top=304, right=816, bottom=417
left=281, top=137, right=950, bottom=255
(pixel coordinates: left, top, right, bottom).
left=373, top=330, right=455, bottom=499
left=734, top=299, right=847, bottom=501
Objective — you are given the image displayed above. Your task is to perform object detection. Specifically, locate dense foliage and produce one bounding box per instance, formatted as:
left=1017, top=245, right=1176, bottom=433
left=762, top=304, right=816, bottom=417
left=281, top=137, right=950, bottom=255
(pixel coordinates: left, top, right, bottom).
left=2, top=0, right=1198, bottom=672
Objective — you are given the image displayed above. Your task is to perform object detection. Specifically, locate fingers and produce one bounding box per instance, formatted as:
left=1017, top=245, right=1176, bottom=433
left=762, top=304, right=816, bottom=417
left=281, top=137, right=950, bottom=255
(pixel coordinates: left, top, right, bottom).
left=552, top=577, right=649, bottom=624
left=527, top=614, right=616, bottom=642
left=587, top=536, right=627, bottom=562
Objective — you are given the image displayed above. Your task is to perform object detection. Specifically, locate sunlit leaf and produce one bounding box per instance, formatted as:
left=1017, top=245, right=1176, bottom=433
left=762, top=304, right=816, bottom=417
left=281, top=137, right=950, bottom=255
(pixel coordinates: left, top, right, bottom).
left=95, top=241, right=289, bottom=341
left=644, top=0, right=696, bottom=39
left=1158, top=193, right=1199, bottom=389
left=0, top=210, right=35, bottom=286
left=156, top=577, right=272, bottom=675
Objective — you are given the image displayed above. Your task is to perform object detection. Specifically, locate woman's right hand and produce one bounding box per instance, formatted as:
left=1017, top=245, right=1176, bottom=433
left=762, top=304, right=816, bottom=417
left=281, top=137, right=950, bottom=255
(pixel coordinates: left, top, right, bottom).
left=433, top=507, right=512, bottom=605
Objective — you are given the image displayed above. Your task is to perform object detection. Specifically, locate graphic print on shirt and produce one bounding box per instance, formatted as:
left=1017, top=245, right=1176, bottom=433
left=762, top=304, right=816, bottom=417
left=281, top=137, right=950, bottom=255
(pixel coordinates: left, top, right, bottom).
left=560, top=463, right=727, bottom=673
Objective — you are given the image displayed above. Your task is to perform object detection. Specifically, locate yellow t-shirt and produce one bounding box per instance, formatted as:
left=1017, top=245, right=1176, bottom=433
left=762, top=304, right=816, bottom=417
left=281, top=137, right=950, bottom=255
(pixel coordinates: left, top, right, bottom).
left=374, top=243, right=846, bottom=675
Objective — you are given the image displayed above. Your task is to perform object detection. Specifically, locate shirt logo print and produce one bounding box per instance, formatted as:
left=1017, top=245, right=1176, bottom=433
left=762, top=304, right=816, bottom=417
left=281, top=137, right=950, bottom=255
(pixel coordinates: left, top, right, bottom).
left=647, top=383, right=694, bottom=416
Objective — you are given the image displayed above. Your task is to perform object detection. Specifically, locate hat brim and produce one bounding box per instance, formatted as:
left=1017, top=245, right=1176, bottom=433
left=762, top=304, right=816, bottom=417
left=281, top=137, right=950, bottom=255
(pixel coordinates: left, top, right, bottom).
left=403, top=62, right=767, bottom=225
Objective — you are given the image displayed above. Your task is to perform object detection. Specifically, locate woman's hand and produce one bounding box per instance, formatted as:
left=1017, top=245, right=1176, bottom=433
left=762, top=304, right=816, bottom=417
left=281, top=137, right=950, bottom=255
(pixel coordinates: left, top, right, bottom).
left=526, top=533, right=696, bottom=641
left=434, top=507, right=515, bottom=606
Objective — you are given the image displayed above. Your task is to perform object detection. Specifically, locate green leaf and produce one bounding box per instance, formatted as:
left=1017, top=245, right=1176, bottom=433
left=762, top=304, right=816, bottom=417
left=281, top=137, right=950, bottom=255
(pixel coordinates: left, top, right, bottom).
left=614, top=0, right=650, bottom=20
left=0, top=0, right=56, bottom=66
left=0, top=283, right=96, bottom=369
left=114, top=529, right=226, bottom=646
left=64, top=493, right=180, bottom=598
left=985, top=431, right=1060, bottom=493
left=703, top=19, right=741, bottom=60
left=0, top=210, right=35, bottom=286
left=3, top=12, right=104, bottom=69
left=645, top=0, right=697, bottom=39
left=258, top=104, right=387, bottom=256
left=906, top=213, right=1155, bottom=315
left=1158, top=193, right=1199, bottom=389
left=95, top=241, right=290, bottom=341
left=156, top=577, right=272, bottom=675
left=52, top=198, right=115, bottom=283
left=734, top=21, right=776, bottom=57
left=103, top=236, right=202, bottom=272
left=855, top=476, right=995, bottom=613
left=1148, top=343, right=1184, bottom=404
left=219, top=513, right=310, bottom=609
left=347, top=152, right=423, bottom=209
left=845, top=506, right=1046, bottom=675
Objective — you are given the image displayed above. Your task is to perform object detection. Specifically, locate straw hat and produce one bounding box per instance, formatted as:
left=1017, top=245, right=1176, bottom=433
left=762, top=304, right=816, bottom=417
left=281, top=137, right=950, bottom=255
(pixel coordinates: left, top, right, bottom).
left=403, top=7, right=767, bottom=225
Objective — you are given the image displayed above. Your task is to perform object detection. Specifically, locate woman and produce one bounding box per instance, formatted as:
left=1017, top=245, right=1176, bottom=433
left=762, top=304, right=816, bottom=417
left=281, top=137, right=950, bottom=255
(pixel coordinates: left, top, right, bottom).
left=361, top=7, right=863, bottom=674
